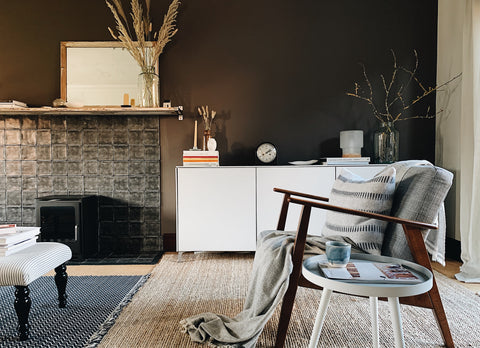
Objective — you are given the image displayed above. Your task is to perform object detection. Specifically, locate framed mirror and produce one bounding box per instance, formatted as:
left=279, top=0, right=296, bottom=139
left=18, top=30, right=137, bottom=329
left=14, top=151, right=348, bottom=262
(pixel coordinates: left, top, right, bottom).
left=60, top=41, right=158, bottom=106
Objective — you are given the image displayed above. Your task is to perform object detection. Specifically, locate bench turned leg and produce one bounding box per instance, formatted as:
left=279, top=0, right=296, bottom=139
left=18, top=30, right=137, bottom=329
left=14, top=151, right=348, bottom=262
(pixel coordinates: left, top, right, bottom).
left=14, top=285, right=31, bottom=341
left=54, top=263, right=68, bottom=308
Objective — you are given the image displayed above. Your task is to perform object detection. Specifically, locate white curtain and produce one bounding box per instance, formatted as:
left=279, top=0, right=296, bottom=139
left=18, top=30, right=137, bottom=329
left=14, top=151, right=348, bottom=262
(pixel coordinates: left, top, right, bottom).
left=455, top=0, right=480, bottom=282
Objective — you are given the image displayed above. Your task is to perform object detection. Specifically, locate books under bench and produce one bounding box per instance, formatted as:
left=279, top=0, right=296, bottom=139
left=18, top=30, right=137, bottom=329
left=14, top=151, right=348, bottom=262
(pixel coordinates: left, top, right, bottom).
left=0, top=225, right=40, bottom=257
left=318, top=260, right=421, bottom=284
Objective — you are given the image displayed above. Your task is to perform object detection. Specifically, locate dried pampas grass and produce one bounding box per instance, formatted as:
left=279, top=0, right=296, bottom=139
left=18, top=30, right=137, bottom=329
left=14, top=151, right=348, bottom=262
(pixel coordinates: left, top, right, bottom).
left=105, top=0, right=180, bottom=71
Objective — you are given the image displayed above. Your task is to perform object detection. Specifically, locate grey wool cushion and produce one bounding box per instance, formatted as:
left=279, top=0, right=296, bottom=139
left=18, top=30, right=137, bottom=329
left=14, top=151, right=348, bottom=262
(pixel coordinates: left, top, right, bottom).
left=321, top=167, right=396, bottom=255
left=381, top=160, right=453, bottom=261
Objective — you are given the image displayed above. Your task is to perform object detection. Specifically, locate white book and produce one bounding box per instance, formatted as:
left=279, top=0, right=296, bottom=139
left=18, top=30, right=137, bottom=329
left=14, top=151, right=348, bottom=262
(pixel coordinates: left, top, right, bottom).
left=0, top=237, right=37, bottom=256
left=0, top=100, right=28, bottom=108
left=0, top=227, right=40, bottom=245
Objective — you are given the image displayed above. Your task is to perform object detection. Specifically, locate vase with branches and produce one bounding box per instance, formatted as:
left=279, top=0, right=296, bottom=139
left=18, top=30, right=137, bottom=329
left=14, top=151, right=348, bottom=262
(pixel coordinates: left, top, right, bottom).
left=105, top=0, right=180, bottom=107
left=347, top=50, right=460, bottom=163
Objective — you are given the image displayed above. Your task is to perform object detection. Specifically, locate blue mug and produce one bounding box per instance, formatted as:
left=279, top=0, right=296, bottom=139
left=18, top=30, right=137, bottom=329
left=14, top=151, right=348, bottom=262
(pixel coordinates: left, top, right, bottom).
left=325, top=241, right=351, bottom=267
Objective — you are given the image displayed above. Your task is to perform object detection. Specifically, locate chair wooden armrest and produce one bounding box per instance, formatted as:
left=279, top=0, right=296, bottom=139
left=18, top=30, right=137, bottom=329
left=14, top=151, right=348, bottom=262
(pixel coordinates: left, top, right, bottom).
left=287, top=196, right=438, bottom=231
left=273, top=188, right=330, bottom=202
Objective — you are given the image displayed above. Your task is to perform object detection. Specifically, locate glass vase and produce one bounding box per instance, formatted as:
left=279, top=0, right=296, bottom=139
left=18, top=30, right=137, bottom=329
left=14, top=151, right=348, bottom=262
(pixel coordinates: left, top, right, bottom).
left=374, top=121, right=399, bottom=164
left=138, top=67, right=160, bottom=107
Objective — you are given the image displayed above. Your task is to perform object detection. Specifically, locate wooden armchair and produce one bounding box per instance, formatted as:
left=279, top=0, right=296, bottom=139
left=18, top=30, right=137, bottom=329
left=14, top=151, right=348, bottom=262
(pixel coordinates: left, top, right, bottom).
left=272, top=161, right=454, bottom=348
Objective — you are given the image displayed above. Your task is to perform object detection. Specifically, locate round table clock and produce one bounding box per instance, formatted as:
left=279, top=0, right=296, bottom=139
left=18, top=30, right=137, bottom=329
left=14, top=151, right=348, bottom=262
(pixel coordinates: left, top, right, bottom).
left=256, top=142, right=278, bottom=165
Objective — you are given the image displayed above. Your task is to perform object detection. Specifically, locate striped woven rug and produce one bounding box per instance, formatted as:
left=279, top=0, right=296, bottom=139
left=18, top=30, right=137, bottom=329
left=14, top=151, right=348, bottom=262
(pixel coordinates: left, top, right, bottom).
left=98, top=253, right=480, bottom=348
left=0, top=275, right=148, bottom=348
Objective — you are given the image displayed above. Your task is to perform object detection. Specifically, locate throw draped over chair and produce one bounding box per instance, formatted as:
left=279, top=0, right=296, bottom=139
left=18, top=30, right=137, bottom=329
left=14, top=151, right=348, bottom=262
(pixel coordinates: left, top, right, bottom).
left=273, top=160, right=455, bottom=348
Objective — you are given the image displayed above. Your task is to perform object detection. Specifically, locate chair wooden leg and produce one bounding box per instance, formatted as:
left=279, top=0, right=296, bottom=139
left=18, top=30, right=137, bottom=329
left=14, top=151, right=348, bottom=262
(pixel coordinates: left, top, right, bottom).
left=54, top=263, right=68, bottom=308
left=428, top=281, right=455, bottom=348
left=14, top=285, right=31, bottom=341
left=402, top=225, right=454, bottom=348
left=275, top=273, right=300, bottom=348
left=275, top=205, right=312, bottom=348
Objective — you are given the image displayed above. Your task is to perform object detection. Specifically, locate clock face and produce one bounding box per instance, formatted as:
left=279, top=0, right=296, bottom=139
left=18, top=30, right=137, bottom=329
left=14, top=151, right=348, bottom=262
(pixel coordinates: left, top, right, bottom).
left=256, top=142, right=277, bottom=164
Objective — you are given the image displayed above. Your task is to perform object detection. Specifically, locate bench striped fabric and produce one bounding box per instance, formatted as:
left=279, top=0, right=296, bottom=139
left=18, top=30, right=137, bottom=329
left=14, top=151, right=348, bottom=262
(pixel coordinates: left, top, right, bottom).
left=0, top=243, right=72, bottom=286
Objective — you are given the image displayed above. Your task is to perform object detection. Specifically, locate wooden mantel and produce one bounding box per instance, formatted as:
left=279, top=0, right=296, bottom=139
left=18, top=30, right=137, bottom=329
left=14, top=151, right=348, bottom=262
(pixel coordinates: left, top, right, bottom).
left=0, top=106, right=184, bottom=119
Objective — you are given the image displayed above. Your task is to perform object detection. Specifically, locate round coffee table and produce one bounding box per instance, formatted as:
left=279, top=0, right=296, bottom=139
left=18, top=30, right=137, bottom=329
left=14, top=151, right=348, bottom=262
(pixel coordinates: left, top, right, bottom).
left=302, top=254, right=433, bottom=348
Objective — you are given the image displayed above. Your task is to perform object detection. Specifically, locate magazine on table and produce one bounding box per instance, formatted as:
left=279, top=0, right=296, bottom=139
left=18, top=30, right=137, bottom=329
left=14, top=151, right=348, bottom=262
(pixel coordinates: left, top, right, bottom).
left=318, top=261, right=421, bottom=284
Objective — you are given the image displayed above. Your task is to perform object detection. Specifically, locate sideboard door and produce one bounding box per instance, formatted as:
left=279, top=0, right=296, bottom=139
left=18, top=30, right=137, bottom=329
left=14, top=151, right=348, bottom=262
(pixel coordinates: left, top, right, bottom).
left=176, top=167, right=257, bottom=252
left=256, top=166, right=336, bottom=236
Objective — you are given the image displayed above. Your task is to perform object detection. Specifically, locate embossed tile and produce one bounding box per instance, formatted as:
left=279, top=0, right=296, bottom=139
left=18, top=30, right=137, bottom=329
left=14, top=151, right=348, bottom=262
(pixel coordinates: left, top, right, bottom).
left=98, top=145, right=114, bottom=160
left=68, top=145, right=82, bottom=160
left=113, top=162, right=128, bottom=175
left=67, top=176, right=84, bottom=191
left=52, top=145, right=67, bottom=160
left=37, top=176, right=53, bottom=192
left=84, top=176, right=98, bottom=191
left=67, top=131, right=82, bottom=145
left=5, top=146, right=21, bottom=160
left=21, top=146, right=36, bottom=160
left=21, top=117, right=37, bottom=129
left=99, top=161, right=113, bottom=175
left=22, top=161, right=36, bottom=175
left=36, top=146, right=51, bottom=161
left=5, top=117, right=20, bottom=129
left=52, top=131, right=67, bottom=144
left=52, top=176, right=67, bottom=190
left=84, top=161, right=98, bottom=175
left=37, top=130, right=51, bottom=145
left=6, top=161, right=21, bottom=175
left=21, top=130, right=36, bottom=145
left=114, top=146, right=129, bottom=160
left=5, top=130, right=21, bottom=145
left=144, top=146, right=160, bottom=160
left=52, top=162, right=67, bottom=175
left=6, top=176, right=21, bottom=190
left=67, top=161, right=83, bottom=175
left=6, top=191, right=22, bottom=206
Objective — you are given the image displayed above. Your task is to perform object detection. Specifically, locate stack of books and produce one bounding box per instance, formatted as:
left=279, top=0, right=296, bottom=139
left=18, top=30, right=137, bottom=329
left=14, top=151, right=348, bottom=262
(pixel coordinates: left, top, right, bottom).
left=320, top=157, right=370, bottom=165
left=183, top=150, right=219, bottom=167
left=0, top=225, right=40, bottom=257
left=0, top=100, right=28, bottom=108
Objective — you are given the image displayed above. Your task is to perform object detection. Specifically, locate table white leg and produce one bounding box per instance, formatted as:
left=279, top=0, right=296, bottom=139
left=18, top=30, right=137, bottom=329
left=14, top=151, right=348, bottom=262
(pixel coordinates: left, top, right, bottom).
left=370, top=297, right=379, bottom=348
left=308, top=288, right=333, bottom=348
left=388, top=297, right=405, bottom=348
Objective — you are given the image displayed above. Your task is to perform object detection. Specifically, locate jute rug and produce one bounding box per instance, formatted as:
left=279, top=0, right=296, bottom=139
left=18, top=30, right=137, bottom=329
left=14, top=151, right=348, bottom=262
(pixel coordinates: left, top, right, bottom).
left=0, top=275, right=148, bottom=348
left=98, top=253, right=480, bottom=347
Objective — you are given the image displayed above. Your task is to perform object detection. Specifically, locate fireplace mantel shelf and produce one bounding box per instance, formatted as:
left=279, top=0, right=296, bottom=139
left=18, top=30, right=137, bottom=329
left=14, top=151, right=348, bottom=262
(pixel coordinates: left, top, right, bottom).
left=0, top=106, right=184, bottom=119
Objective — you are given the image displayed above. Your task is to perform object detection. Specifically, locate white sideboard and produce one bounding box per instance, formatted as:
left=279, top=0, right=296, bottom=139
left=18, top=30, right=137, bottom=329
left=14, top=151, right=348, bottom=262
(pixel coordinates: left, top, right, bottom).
left=176, top=165, right=385, bottom=252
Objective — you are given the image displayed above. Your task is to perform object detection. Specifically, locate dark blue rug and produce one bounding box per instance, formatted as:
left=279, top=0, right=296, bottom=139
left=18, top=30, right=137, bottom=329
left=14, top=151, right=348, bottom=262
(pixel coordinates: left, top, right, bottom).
left=0, top=275, right=149, bottom=348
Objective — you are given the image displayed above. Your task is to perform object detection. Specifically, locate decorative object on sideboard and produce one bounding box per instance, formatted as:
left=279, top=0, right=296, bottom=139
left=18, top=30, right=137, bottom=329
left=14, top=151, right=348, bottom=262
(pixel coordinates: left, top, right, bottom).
left=347, top=49, right=461, bottom=164
left=197, top=105, right=217, bottom=150
left=255, top=142, right=278, bottom=165
left=105, top=0, right=180, bottom=107
left=183, top=150, right=219, bottom=167
left=207, top=138, right=217, bottom=151
left=339, top=130, right=363, bottom=158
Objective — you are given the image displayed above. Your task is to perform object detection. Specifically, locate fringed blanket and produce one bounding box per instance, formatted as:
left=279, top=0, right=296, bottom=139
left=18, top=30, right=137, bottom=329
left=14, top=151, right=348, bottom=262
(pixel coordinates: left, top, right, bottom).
left=180, top=230, right=361, bottom=347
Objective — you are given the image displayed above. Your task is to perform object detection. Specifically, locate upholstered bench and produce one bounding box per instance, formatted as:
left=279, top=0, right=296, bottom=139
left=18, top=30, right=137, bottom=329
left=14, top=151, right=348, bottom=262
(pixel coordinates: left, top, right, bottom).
left=0, top=242, right=72, bottom=340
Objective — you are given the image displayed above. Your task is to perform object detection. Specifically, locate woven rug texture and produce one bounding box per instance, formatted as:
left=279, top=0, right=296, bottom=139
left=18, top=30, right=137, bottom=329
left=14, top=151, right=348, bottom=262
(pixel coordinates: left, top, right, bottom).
left=98, top=253, right=480, bottom=348
left=0, top=275, right=147, bottom=348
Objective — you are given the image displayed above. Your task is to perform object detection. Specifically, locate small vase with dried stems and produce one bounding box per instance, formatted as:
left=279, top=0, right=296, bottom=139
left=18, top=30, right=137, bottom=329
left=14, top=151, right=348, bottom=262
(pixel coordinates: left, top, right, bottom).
left=347, top=49, right=461, bottom=163
left=105, top=0, right=180, bottom=107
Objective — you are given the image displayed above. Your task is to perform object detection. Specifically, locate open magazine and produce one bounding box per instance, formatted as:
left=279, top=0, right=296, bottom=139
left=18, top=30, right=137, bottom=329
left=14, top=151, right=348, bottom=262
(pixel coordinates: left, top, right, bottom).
left=318, top=261, right=421, bottom=284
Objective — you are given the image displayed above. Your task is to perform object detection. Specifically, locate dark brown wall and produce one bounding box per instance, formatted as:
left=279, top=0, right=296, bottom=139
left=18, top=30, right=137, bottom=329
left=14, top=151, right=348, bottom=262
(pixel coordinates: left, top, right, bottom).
left=0, top=1, right=438, bottom=241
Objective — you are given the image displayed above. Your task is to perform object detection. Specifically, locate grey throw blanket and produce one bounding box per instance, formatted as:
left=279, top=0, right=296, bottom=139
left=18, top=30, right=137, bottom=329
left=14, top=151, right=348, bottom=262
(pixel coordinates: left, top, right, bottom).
left=180, top=230, right=361, bottom=347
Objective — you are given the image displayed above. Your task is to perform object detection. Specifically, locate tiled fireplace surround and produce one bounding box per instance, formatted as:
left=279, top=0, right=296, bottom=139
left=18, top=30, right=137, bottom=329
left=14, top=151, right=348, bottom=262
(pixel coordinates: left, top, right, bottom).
left=0, top=114, right=162, bottom=256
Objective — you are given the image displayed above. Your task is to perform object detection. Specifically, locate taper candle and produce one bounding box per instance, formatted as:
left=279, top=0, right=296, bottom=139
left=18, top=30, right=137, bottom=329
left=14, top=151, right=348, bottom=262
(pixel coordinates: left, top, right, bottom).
left=194, top=120, right=198, bottom=148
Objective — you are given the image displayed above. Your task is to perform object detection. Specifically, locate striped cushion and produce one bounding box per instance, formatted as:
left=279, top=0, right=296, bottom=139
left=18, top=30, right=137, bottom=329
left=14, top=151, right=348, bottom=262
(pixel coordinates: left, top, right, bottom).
left=0, top=242, right=72, bottom=286
left=321, top=167, right=396, bottom=255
